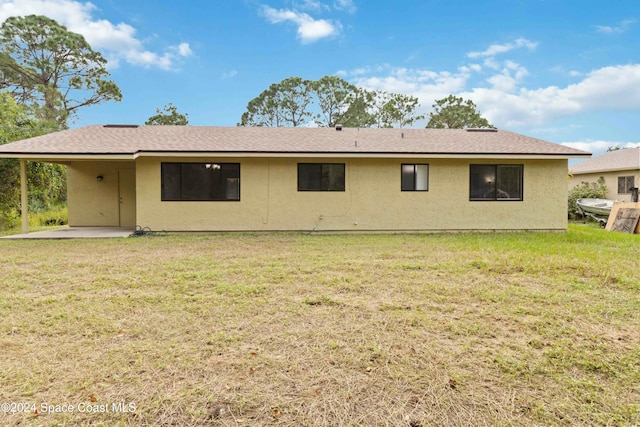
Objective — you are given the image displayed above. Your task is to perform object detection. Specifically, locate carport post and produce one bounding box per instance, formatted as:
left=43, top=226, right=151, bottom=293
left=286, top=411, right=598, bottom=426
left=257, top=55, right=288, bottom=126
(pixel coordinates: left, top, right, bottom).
left=20, top=159, right=28, bottom=234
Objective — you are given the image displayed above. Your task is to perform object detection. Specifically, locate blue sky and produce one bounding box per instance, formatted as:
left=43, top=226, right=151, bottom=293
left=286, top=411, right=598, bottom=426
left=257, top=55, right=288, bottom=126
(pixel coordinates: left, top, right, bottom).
left=1, top=0, right=639, bottom=155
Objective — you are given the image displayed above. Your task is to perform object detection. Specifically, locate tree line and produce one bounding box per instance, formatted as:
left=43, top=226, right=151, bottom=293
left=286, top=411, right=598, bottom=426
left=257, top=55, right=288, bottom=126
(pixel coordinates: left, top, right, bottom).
left=238, top=76, right=494, bottom=130
left=238, top=76, right=425, bottom=128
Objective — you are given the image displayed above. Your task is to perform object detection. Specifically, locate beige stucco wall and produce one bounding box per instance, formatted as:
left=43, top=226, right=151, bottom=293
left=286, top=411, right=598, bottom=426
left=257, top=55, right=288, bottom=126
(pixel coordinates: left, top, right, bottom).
left=67, top=161, right=135, bottom=226
left=569, top=170, right=639, bottom=202
left=132, top=156, right=569, bottom=232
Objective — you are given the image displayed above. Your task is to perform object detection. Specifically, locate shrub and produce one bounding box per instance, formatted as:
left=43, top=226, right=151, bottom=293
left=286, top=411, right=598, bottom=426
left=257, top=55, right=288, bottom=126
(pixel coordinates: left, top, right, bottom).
left=29, top=206, right=68, bottom=227
left=0, top=209, right=21, bottom=231
left=568, top=176, right=607, bottom=219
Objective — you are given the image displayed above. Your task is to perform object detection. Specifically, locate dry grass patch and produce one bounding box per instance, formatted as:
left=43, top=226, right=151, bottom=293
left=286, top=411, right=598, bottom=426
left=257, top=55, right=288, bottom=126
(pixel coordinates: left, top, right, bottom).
left=0, top=225, right=639, bottom=426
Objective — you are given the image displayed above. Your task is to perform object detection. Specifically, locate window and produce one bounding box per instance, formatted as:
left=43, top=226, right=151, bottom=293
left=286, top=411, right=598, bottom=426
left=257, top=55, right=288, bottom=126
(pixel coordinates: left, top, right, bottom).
left=298, top=163, right=345, bottom=191
left=470, top=164, right=523, bottom=201
left=401, top=164, right=429, bottom=191
left=618, top=176, right=635, bottom=194
left=161, top=163, right=240, bottom=201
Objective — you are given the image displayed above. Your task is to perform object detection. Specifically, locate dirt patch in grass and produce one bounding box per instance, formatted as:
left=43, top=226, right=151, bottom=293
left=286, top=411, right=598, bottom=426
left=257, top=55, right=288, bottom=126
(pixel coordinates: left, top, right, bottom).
left=1, top=226, right=639, bottom=426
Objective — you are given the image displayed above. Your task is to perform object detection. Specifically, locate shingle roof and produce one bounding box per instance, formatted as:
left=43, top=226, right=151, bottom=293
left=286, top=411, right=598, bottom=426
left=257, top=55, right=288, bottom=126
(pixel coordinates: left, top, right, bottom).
left=0, top=125, right=590, bottom=158
left=569, top=147, right=640, bottom=174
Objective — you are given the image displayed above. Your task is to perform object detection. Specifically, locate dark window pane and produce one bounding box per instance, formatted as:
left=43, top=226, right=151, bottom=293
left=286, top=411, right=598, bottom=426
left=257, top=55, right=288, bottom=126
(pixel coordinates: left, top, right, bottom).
left=298, top=163, right=345, bottom=191
left=181, top=164, right=208, bottom=200
left=161, top=163, right=181, bottom=200
left=161, top=163, right=240, bottom=201
left=470, top=165, right=522, bottom=201
left=470, top=165, right=496, bottom=200
left=497, top=165, right=522, bottom=200
left=619, top=176, right=634, bottom=194
left=401, top=164, right=415, bottom=191
left=326, top=164, right=345, bottom=191
left=298, top=164, right=321, bottom=190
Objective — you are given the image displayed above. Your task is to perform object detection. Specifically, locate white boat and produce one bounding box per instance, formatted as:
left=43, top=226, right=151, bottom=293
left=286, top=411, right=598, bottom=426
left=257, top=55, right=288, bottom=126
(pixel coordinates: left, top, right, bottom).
left=576, top=198, right=615, bottom=217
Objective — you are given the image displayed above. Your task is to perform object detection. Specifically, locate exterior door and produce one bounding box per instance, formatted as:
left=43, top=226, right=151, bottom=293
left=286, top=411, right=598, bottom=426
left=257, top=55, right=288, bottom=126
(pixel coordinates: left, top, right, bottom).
left=118, top=170, right=136, bottom=227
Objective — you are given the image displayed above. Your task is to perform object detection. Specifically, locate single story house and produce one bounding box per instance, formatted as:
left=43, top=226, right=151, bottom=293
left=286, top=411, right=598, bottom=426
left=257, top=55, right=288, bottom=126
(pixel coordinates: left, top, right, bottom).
left=0, top=125, right=590, bottom=233
left=569, top=147, right=640, bottom=201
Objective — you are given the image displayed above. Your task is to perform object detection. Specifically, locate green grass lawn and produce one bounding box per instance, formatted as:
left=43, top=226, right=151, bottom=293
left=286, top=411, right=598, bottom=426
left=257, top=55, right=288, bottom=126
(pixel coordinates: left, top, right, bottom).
left=1, top=225, right=638, bottom=426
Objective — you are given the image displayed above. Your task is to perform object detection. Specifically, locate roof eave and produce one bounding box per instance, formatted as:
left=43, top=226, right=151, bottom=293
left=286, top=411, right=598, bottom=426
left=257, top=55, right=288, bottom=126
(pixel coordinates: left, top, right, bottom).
left=570, top=166, right=640, bottom=175
left=133, top=151, right=587, bottom=160
left=0, top=153, right=135, bottom=161
left=0, top=151, right=591, bottom=161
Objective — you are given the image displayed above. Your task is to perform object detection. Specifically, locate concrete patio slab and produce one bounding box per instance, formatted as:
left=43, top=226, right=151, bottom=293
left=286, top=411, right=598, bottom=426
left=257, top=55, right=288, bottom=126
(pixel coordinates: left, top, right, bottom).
left=1, top=227, right=135, bottom=240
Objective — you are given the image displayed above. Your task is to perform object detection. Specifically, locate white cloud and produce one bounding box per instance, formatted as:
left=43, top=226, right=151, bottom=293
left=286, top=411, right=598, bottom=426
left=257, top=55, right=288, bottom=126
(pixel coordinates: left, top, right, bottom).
left=336, top=34, right=640, bottom=131
left=550, top=66, right=584, bottom=77
left=351, top=67, right=472, bottom=115
left=595, top=26, right=615, bottom=34
left=595, top=19, right=636, bottom=34
left=293, top=0, right=329, bottom=13
left=483, top=57, right=500, bottom=70
left=340, top=60, right=640, bottom=130
left=334, top=0, right=356, bottom=13
left=262, top=5, right=341, bottom=43
left=561, top=65, right=640, bottom=110
left=221, top=69, right=238, bottom=79
left=469, top=64, right=640, bottom=127
left=486, top=60, right=529, bottom=92
left=291, top=0, right=355, bottom=13
left=562, top=140, right=640, bottom=154
left=467, top=38, right=538, bottom=59
left=176, top=42, right=193, bottom=57
left=0, top=0, right=192, bottom=70
left=339, top=64, right=391, bottom=77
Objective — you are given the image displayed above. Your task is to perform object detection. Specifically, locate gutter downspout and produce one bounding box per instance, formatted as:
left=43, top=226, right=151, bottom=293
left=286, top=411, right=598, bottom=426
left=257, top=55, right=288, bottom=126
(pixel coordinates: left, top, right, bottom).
left=20, top=159, right=28, bottom=234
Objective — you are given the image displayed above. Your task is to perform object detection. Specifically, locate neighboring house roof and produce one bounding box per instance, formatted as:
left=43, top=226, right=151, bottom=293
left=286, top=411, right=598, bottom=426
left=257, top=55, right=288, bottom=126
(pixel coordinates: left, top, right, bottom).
left=569, top=147, right=640, bottom=175
left=0, top=124, right=591, bottom=160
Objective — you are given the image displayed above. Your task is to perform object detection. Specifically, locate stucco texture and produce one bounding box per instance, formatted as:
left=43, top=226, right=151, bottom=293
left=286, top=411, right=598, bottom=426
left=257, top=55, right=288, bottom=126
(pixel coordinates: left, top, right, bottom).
left=67, top=161, right=135, bottom=226
left=127, top=157, right=568, bottom=232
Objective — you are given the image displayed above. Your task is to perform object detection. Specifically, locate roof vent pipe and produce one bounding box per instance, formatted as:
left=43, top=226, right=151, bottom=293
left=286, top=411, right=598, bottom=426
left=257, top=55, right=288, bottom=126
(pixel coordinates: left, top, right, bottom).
left=335, top=124, right=343, bottom=131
